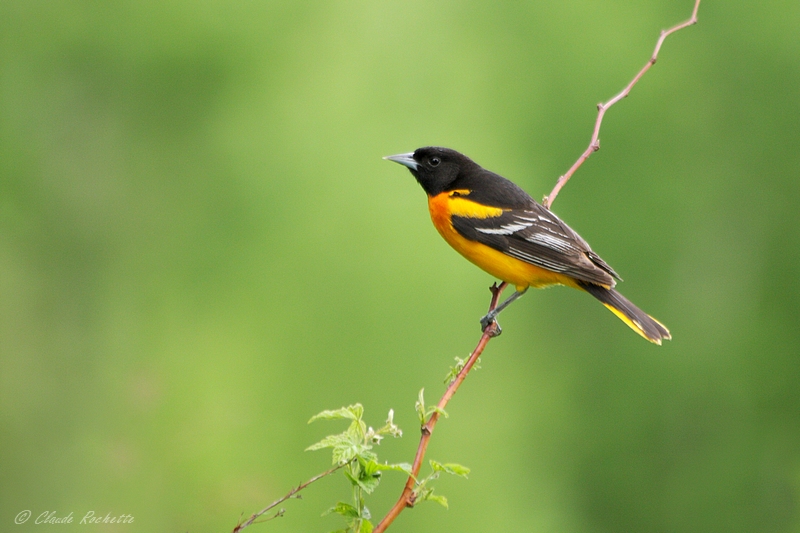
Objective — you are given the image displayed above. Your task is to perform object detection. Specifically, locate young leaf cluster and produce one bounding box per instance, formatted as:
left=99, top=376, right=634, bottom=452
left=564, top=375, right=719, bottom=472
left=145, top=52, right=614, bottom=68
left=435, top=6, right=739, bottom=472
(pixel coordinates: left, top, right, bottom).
left=443, top=356, right=481, bottom=385
left=307, top=404, right=409, bottom=533
left=410, top=390, right=470, bottom=510
left=413, top=460, right=471, bottom=509
left=415, top=389, right=447, bottom=426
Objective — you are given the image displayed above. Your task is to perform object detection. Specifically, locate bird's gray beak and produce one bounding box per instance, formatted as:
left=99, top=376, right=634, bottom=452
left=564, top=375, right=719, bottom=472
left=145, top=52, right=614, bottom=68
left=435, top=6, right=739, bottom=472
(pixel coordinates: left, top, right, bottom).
left=383, top=152, right=418, bottom=171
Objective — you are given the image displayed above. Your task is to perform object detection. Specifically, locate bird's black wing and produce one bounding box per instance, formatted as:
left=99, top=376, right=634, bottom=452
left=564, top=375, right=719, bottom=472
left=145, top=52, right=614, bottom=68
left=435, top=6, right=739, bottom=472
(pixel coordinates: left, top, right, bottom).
left=451, top=203, right=621, bottom=287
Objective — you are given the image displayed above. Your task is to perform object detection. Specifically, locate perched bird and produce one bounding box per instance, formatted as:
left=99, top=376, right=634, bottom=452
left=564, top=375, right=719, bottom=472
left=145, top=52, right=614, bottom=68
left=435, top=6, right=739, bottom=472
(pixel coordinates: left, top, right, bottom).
left=385, top=147, right=670, bottom=344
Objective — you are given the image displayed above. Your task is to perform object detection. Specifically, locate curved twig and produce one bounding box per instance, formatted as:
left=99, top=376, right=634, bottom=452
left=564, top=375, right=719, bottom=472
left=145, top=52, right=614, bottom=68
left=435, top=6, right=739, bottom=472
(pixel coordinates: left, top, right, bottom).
left=232, top=462, right=347, bottom=533
left=543, top=0, right=701, bottom=209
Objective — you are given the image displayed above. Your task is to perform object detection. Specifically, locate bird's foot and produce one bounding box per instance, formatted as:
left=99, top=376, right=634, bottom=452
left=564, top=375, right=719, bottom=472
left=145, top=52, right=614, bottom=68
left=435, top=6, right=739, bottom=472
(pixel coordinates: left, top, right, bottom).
left=480, top=312, right=502, bottom=337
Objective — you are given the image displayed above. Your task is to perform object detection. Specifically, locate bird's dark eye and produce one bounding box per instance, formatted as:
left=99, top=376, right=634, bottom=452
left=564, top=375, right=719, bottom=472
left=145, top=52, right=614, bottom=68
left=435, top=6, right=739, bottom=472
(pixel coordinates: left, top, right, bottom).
left=430, top=157, right=440, bottom=167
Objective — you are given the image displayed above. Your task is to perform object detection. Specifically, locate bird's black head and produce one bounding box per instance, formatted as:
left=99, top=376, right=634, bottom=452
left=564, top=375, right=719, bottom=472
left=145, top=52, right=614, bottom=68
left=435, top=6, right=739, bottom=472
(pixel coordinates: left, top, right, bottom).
left=384, top=147, right=476, bottom=196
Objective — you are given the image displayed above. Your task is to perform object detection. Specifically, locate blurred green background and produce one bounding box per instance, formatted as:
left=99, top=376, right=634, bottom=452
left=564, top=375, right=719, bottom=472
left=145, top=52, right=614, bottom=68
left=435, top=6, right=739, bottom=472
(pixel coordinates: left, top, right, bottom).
left=2, top=1, right=799, bottom=531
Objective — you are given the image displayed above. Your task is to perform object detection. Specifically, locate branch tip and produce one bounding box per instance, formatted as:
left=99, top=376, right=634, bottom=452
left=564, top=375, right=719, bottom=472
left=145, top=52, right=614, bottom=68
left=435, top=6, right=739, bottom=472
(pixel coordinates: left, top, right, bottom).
left=543, top=0, right=700, bottom=209
left=233, top=463, right=345, bottom=533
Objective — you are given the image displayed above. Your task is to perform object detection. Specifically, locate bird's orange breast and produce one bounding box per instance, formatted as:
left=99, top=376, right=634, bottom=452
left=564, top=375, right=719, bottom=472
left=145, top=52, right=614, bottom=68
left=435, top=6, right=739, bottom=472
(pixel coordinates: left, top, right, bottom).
left=427, top=191, right=573, bottom=291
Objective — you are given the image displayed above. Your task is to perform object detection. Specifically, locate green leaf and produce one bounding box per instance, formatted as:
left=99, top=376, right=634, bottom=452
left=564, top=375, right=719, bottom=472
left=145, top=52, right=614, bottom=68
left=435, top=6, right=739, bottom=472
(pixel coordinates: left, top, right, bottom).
left=429, top=460, right=470, bottom=478
left=417, top=389, right=448, bottom=422
left=345, top=419, right=368, bottom=443
left=307, top=433, right=371, bottom=464
left=343, top=469, right=360, bottom=487
left=308, top=404, right=364, bottom=424
left=305, top=433, right=349, bottom=452
left=416, top=487, right=449, bottom=509
left=322, top=502, right=359, bottom=518
left=415, top=389, right=427, bottom=425
left=367, top=460, right=413, bottom=476
left=359, top=519, right=374, bottom=533
left=426, top=405, right=448, bottom=419
left=344, top=468, right=381, bottom=494
left=424, top=493, right=449, bottom=509
left=333, top=441, right=373, bottom=465
left=359, top=456, right=380, bottom=476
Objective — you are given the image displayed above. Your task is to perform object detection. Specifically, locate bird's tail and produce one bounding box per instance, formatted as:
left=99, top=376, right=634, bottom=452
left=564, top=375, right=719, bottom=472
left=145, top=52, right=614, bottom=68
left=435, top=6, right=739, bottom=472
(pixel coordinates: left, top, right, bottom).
left=578, top=282, right=671, bottom=345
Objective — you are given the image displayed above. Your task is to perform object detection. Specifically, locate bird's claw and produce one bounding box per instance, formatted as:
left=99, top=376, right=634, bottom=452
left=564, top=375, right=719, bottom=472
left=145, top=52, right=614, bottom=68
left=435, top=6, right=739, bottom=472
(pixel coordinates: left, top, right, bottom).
left=480, top=314, right=502, bottom=337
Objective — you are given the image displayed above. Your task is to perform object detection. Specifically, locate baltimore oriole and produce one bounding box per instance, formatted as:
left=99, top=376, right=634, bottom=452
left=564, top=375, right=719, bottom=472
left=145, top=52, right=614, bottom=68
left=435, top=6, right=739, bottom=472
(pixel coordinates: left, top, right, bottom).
left=385, top=147, right=670, bottom=344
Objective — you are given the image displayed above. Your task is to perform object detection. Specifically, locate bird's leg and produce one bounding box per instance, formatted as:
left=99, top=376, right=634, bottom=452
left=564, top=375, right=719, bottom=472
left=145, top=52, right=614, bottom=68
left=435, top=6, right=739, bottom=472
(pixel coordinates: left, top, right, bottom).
left=480, top=287, right=528, bottom=332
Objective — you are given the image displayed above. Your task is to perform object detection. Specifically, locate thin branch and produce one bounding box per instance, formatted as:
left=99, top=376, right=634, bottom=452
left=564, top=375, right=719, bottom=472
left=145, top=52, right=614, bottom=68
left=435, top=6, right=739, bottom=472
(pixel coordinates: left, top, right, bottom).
left=542, top=0, right=701, bottom=209
left=373, top=283, right=508, bottom=533
left=232, top=462, right=346, bottom=533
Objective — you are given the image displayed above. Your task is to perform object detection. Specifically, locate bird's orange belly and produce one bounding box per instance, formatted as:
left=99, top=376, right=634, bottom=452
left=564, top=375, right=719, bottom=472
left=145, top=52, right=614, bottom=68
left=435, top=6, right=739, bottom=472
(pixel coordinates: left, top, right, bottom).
left=427, top=193, right=572, bottom=291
